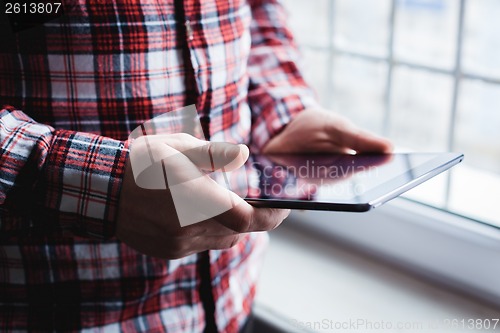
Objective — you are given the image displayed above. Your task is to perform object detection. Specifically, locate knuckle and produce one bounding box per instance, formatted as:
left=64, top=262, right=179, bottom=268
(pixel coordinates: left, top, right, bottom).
left=132, top=135, right=149, bottom=147
left=199, top=142, right=212, bottom=158
left=174, top=226, right=193, bottom=238
left=169, top=238, right=186, bottom=253
left=170, top=133, right=192, bottom=141
left=211, top=235, right=241, bottom=250
left=165, top=240, right=194, bottom=260
left=168, top=133, right=197, bottom=149
left=230, top=212, right=252, bottom=233
left=261, top=209, right=286, bottom=231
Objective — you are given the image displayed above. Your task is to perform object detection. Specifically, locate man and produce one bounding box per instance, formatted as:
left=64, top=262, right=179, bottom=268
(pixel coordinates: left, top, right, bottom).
left=0, top=0, right=392, bottom=332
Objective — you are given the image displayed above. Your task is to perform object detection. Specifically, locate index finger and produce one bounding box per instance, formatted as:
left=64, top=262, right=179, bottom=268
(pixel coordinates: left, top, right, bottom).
left=213, top=199, right=291, bottom=233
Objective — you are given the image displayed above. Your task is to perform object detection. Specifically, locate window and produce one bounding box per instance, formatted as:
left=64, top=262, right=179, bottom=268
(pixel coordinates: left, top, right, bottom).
left=283, top=0, right=500, bottom=227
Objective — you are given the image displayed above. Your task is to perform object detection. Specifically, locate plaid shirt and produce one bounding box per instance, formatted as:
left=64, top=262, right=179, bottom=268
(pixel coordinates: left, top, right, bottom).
left=0, top=0, right=317, bottom=331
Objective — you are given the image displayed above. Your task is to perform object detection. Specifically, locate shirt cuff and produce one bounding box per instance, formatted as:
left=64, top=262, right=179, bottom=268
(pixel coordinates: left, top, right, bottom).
left=39, top=130, right=129, bottom=239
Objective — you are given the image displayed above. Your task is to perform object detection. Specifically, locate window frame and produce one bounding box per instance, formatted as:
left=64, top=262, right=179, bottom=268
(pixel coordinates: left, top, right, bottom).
left=294, top=0, right=500, bottom=226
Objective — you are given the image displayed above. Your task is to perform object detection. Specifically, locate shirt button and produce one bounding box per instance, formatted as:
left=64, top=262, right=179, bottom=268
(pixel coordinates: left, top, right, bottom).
left=185, top=20, right=194, bottom=41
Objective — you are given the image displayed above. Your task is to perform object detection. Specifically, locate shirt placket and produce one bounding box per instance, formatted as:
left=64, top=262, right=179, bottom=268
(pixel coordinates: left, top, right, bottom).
left=176, top=1, right=212, bottom=141
left=173, top=4, right=217, bottom=333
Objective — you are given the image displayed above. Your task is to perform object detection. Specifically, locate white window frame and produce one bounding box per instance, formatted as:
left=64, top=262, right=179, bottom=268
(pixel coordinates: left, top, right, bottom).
left=297, top=0, right=500, bottom=225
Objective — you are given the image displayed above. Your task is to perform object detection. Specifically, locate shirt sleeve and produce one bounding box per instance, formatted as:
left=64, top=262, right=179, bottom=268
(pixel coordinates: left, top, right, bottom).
left=0, top=106, right=129, bottom=239
left=247, top=0, right=320, bottom=150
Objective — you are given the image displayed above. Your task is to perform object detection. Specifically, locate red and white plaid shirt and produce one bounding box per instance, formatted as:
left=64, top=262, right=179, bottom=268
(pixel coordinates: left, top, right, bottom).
left=0, top=0, right=317, bottom=331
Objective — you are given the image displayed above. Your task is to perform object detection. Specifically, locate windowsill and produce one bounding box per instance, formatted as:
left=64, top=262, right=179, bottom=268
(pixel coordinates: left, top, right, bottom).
left=255, top=200, right=500, bottom=332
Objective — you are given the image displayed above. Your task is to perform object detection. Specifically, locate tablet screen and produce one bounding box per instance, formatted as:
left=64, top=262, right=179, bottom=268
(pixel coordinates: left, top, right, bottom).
left=215, top=152, right=463, bottom=211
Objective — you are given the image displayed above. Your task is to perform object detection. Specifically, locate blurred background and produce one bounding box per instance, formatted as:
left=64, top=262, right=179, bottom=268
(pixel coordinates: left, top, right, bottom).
left=253, top=1, right=500, bottom=332
left=283, top=0, right=500, bottom=227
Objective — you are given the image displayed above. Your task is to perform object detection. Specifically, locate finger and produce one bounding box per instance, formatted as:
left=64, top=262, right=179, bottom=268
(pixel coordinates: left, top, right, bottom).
left=180, top=219, right=240, bottom=237
left=335, top=125, right=393, bottom=153
left=184, top=142, right=249, bottom=172
left=204, top=234, right=244, bottom=250
left=156, top=234, right=245, bottom=258
left=135, top=133, right=249, bottom=171
left=132, top=134, right=249, bottom=190
left=172, top=234, right=245, bottom=255
left=162, top=133, right=249, bottom=171
left=160, top=159, right=254, bottom=227
left=214, top=201, right=291, bottom=233
left=177, top=202, right=293, bottom=237
left=197, top=204, right=292, bottom=236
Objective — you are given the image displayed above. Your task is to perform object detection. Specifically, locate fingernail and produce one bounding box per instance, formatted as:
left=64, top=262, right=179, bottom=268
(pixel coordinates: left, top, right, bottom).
left=220, top=143, right=239, bottom=160
left=238, top=144, right=249, bottom=159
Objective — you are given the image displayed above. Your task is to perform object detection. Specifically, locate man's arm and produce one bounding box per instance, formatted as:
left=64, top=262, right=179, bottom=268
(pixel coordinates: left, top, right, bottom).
left=0, top=106, right=128, bottom=238
left=247, top=0, right=319, bottom=150
left=0, top=106, right=291, bottom=257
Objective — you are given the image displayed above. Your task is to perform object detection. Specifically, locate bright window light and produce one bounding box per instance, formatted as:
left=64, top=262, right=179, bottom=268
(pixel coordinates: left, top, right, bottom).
left=284, top=0, right=500, bottom=227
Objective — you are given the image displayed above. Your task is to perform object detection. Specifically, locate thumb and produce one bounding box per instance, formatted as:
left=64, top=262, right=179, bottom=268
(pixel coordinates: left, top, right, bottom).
left=132, top=133, right=249, bottom=172
left=129, top=134, right=249, bottom=190
left=183, top=141, right=249, bottom=172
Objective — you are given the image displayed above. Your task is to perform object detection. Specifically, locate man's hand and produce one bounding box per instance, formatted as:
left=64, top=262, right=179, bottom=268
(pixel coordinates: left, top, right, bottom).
left=263, top=109, right=393, bottom=154
left=116, top=133, right=290, bottom=259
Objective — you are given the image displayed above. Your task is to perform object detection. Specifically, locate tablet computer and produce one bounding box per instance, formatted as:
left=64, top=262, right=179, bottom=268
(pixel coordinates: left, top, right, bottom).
left=238, top=152, right=463, bottom=212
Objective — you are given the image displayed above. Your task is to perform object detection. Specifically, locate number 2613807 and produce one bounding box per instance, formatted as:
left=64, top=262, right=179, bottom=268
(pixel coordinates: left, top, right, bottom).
left=4, top=2, right=62, bottom=14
